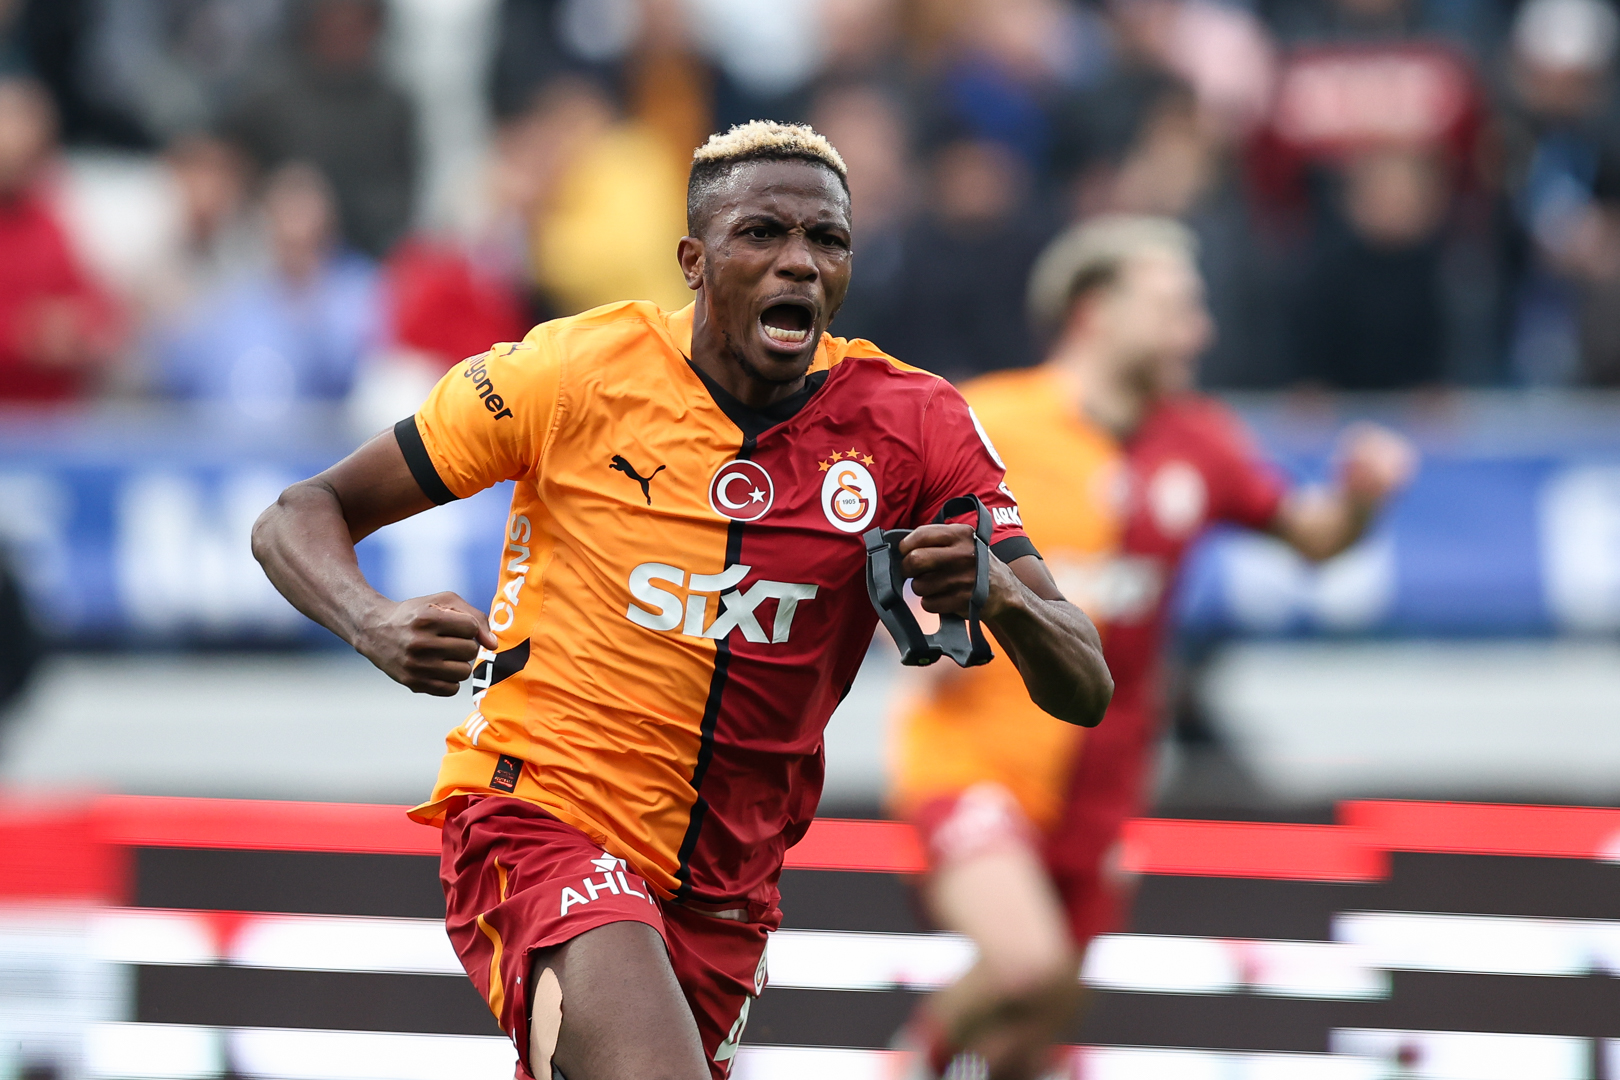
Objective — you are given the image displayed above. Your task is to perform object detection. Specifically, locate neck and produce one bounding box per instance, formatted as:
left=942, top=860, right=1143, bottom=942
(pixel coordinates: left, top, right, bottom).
left=1047, top=337, right=1153, bottom=438
left=688, top=292, right=807, bottom=410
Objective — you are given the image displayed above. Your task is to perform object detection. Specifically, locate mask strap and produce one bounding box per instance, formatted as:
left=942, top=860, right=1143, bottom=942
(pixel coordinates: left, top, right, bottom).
left=863, top=494, right=995, bottom=668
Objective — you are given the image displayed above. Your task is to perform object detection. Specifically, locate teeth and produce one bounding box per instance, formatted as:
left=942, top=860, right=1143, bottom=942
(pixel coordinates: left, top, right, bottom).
left=763, top=324, right=809, bottom=344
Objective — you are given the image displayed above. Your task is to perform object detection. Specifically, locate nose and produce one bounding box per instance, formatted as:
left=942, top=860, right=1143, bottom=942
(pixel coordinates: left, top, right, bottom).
left=774, top=231, right=818, bottom=282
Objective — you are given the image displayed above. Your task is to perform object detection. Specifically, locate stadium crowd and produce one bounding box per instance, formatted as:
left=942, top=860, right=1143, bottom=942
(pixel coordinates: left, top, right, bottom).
left=4, top=0, right=1620, bottom=411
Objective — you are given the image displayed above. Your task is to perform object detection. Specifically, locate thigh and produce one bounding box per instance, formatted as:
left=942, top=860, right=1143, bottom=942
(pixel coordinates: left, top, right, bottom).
left=440, top=797, right=674, bottom=1076
left=536, top=921, right=710, bottom=1080
left=921, top=787, right=1074, bottom=974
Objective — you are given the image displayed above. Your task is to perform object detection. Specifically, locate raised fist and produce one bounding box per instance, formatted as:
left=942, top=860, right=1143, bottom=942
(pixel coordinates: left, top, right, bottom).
left=1336, top=422, right=1417, bottom=508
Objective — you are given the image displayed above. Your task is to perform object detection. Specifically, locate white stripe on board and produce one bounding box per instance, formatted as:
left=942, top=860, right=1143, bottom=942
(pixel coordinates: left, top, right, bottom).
left=1331, top=1028, right=1591, bottom=1080
left=82, top=1025, right=1599, bottom=1080
left=81, top=908, right=1620, bottom=996
left=1336, top=911, right=1620, bottom=977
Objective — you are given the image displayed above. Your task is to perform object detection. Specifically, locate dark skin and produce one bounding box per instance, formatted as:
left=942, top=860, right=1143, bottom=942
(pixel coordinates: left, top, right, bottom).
left=250, top=157, right=1110, bottom=1080
left=678, top=160, right=1110, bottom=726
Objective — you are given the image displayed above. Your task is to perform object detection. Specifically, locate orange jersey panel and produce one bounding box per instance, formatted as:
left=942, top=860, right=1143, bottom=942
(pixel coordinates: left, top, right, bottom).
left=401, top=302, right=1033, bottom=905
left=889, top=366, right=1124, bottom=831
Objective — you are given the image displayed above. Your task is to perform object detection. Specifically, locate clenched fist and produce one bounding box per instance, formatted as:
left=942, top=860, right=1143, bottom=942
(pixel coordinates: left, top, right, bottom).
left=1336, top=422, right=1417, bottom=508
left=354, top=591, right=498, bottom=696
left=900, top=523, right=1016, bottom=620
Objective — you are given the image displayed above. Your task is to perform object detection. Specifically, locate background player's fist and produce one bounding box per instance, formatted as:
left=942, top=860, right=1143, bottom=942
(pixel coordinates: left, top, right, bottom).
left=899, top=523, right=1013, bottom=619
left=354, top=592, right=497, bottom=696
left=1336, top=423, right=1417, bottom=508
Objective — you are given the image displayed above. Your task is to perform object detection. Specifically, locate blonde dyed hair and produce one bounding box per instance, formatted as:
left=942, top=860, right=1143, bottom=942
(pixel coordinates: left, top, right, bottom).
left=692, top=120, right=847, bottom=176
left=687, top=120, right=849, bottom=233
left=1027, top=215, right=1199, bottom=334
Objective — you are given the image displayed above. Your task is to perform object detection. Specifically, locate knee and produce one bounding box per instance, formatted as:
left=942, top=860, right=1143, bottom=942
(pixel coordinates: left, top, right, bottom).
left=982, top=947, right=1081, bottom=1012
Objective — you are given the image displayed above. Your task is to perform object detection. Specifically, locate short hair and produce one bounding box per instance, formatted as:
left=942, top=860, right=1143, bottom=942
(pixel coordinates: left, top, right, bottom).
left=1026, top=215, right=1199, bottom=334
left=687, top=120, right=850, bottom=235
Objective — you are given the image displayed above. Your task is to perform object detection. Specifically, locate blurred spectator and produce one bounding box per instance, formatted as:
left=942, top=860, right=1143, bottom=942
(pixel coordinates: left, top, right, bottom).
left=1109, top=0, right=1277, bottom=140
left=10, top=0, right=152, bottom=145
left=819, top=0, right=903, bottom=85
left=0, top=76, right=119, bottom=402
left=813, top=82, right=913, bottom=345
left=383, top=238, right=526, bottom=371
left=224, top=0, right=416, bottom=257
left=80, top=0, right=288, bottom=146
left=1498, top=0, right=1620, bottom=385
left=1110, top=83, right=1291, bottom=388
left=687, top=0, right=834, bottom=128
left=1263, top=0, right=1509, bottom=57
left=913, top=0, right=1113, bottom=181
left=146, top=133, right=257, bottom=317
left=488, top=0, right=713, bottom=173
left=488, top=0, right=573, bottom=119
left=155, top=161, right=381, bottom=420
left=523, top=75, right=690, bottom=316
left=886, top=138, right=1048, bottom=380
left=0, top=0, right=25, bottom=76
left=1294, top=147, right=1449, bottom=388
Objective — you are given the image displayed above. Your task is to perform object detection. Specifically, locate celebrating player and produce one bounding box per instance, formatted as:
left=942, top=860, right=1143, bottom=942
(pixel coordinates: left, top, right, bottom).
left=889, top=215, right=1416, bottom=1079
left=251, top=121, right=1112, bottom=1080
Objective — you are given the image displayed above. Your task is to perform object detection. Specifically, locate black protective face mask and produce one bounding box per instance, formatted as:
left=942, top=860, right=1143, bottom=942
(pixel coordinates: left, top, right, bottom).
left=864, top=495, right=994, bottom=668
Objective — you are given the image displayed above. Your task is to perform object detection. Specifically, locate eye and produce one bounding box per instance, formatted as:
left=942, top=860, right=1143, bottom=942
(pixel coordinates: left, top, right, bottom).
left=745, top=226, right=774, bottom=240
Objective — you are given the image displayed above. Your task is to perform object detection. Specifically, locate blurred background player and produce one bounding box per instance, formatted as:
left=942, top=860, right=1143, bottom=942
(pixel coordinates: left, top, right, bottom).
left=889, top=215, right=1415, bottom=1080
left=889, top=353, right=1124, bottom=1079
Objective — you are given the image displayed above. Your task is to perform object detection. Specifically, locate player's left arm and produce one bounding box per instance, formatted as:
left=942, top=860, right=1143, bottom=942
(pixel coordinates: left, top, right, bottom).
left=1269, top=423, right=1417, bottom=562
left=901, top=531, right=1112, bottom=727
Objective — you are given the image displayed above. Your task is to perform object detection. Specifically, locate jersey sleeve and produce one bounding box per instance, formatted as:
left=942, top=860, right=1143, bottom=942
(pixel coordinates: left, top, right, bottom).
left=915, top=379, right=1040, bottom=562
left=395, top=335, right=565, bottom=503
left=1202, top=402, right=1286, bottom=530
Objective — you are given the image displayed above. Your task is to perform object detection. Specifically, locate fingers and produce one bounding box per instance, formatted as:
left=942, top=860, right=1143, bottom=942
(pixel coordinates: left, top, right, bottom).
left=1338, top=424, right=1417, bottom=498
left=897, top=523, right=972, bottom=557
left=394, top=594, right=494, bottom=694
left=425, top=592, right=499, bottom=650
left=900, top=526, right=979, bottom=617
left=403, top=667, right=472, bottom=696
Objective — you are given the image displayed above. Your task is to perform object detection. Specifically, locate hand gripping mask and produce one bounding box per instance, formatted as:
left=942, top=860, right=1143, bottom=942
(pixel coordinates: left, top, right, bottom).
left=864, top=495, right=994, bottom=667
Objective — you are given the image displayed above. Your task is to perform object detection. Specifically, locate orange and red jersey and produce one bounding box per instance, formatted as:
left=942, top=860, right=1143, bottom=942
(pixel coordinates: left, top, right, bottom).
left=1041, top=396, right=1288, bottom=911
left=888, top=366, right=1124, bottom=831
left=401, top=301, right=1031, bottom=909
left=1102, top=396, right=1286, bottom=715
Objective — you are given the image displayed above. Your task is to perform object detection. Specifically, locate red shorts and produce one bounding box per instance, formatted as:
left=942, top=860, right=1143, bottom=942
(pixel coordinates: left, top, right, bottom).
left=911, top=701, right=1159, bottom=950
left=439, top=797, right=776, bottom=1080
left=910, top=782, right=1041, bottom=869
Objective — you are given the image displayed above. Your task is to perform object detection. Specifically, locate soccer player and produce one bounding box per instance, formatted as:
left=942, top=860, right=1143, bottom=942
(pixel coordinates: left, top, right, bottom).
left=889, top=215, right=1415, bottom=1080
left=251, top=121, right=1113, bottom=1080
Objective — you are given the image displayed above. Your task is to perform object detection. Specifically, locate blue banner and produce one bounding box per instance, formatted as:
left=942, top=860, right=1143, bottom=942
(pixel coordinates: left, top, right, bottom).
left=4, top=398, right=1620, bottom=643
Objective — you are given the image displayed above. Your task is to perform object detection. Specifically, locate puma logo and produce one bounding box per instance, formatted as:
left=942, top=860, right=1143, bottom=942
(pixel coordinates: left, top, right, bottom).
left=610, top=455, right=665, bottom=505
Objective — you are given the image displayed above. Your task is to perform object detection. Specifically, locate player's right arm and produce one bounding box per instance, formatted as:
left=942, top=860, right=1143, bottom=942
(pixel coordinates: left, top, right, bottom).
left=251, top=432, right=497, bottom=696
left=1269, top=423, right=1416, bottom=562
left=253, top=337, right=560, bottom=695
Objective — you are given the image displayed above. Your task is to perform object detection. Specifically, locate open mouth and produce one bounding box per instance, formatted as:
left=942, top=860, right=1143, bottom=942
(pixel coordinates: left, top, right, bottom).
left=759, top=301, right=814, bottom=349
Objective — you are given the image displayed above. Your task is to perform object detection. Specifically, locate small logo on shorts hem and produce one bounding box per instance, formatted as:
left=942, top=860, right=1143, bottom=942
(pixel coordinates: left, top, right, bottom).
left=490, top=754, right=522, bottom=793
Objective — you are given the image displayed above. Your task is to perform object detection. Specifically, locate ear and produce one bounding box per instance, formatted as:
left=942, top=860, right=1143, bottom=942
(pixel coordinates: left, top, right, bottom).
left=677, top=235, right=705, bottom=291
left=1061, top=288, right=1106, bottom=342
